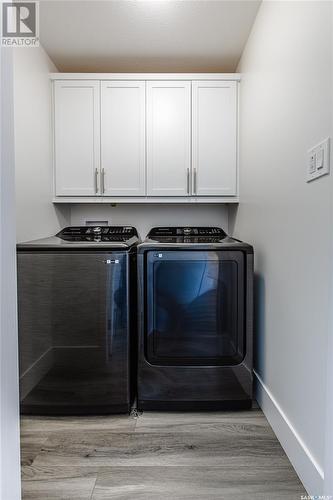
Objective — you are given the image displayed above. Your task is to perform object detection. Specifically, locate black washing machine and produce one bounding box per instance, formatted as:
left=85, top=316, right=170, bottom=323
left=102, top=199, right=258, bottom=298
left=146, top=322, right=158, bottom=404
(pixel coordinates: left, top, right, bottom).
left=137, top=226, right=253, bottom=411
left=17, top=226, right=139, bottom=415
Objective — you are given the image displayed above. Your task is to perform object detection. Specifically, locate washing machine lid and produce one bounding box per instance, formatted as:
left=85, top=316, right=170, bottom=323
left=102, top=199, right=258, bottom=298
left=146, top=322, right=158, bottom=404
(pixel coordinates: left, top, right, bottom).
left=17, top=226, right=140, bottom=250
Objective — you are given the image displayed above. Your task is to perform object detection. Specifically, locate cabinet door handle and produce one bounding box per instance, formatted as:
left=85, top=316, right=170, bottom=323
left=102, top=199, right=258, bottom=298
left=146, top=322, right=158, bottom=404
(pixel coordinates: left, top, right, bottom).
left=101, top=168, right=105, bottom=194
left=95, top=168, right=99, bottom=194
left=187, top=168, right=190, bottom=194
left=194, top=168, right=197, bottom=194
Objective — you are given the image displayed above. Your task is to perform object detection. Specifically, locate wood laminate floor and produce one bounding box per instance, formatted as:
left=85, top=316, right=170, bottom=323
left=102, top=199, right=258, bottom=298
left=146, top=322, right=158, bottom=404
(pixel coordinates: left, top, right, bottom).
left=21, top=408, right=307, bottom=499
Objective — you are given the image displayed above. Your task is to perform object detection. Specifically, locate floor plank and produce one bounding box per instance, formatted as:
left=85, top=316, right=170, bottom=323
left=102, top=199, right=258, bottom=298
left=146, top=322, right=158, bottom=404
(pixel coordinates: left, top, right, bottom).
left=21, top=414, right=136, bottom=434
left=20, top=433, right=48, bottom=467
left=22, top=476, right=97, bottom=500
left=92, top=466, right=305, bottom=500
left=134, top=410, right=270, bottom=434
left=21, top=465, right=99, bottom=482
left=31, top=430, right=290, bottom=468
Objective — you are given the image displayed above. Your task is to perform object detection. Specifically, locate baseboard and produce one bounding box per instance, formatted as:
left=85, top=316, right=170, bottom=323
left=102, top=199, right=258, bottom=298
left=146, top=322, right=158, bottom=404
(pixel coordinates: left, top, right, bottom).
left=254, top=370, right=324, bottom=496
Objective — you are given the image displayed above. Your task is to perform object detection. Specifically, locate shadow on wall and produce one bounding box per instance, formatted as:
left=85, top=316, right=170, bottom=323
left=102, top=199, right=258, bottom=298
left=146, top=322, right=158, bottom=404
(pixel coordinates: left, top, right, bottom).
left=227, top=204, right=266, bottom=382
left=227, top=204, right=238, bottom=235
left=254, top=272, right=266, bottom=381
left=54, top=205, right=71, bottom=232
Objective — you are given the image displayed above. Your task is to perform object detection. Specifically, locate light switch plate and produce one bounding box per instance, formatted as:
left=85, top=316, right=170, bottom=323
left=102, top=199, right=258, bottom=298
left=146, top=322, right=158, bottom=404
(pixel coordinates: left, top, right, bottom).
left=307, top=137, right=330, bottom=182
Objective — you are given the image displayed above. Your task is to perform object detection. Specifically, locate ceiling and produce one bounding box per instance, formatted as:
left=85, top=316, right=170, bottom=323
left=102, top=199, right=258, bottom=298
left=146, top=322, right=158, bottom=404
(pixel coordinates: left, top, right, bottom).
left=39, top=0, right=261, bottom=73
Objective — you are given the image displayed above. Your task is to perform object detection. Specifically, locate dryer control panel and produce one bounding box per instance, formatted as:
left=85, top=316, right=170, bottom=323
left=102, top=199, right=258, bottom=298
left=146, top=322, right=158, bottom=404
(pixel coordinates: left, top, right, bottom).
left=148, top=227, right=226, bottom=238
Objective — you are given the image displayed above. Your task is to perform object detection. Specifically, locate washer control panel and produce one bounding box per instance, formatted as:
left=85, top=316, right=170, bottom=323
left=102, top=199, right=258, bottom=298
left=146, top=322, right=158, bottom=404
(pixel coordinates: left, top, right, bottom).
left=57, top=226, right=137, bottom=242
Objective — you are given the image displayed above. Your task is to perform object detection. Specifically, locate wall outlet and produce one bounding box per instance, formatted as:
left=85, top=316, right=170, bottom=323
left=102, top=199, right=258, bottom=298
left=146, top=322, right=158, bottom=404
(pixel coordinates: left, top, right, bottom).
left=307, top=137, right=330, bottom=182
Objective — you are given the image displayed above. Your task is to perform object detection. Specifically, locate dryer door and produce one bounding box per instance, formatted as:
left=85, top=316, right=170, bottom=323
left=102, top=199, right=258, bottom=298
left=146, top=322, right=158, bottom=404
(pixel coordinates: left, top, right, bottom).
left=146, top=250, right=245, bottom=366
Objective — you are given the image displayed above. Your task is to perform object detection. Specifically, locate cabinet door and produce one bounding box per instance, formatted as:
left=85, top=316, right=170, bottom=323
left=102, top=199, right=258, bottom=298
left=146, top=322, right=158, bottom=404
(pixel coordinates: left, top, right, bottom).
left=147, top=81, right=191, bottom=197
left=101, top=81, right=145, bottom=196
left=192, top=81, right=237, bottom=196
left=54, top=81, right=100, bottom=196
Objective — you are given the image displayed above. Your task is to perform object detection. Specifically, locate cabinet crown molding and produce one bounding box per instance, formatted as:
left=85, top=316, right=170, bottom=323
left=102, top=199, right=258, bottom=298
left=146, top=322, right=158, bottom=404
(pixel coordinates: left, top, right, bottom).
left=50, top=73, right=241, bottom=81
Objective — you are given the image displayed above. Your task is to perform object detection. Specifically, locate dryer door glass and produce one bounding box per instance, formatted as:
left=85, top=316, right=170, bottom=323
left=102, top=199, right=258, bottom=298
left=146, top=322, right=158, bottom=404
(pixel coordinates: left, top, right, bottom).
left=146, top=250, right=245, bottom=366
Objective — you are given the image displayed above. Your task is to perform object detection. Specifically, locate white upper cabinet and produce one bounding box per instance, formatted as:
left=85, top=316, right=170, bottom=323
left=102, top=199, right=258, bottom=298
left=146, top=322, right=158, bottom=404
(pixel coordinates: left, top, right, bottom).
left=192, top=81, right=237, bottom=196
left=101, top=81, right=145, bottom=196
left=52, top=75, right=239, bottom=202
left=146, top=81, right=191, bottom=197
left=54, top=80, right=100, bottom=196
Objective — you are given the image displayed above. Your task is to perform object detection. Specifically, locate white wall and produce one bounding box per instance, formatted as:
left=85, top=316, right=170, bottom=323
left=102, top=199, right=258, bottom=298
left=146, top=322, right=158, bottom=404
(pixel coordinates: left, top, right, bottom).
left=14, top=46, right=69, bottom=243
left=324, top=6, right=333, bottom=493
left=231, top=1, right=333, bottom=495
left=0, top=46, right=21, bottom=500
left=70, top=204, right=229, bottom=238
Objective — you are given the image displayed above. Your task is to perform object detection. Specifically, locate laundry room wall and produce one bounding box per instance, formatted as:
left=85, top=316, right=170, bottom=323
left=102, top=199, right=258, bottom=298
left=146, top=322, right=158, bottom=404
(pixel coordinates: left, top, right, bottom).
left=230, top=1, right=333, bottom=495
left=70, top=204, right=230, bottom=239
left=14, top=46, right=70, bottom=243
left=0, top=43, right=21, bottom=500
